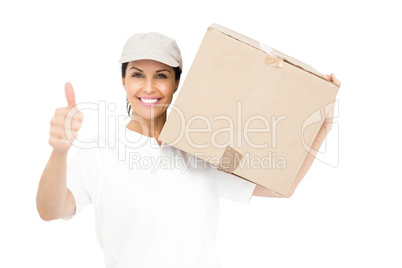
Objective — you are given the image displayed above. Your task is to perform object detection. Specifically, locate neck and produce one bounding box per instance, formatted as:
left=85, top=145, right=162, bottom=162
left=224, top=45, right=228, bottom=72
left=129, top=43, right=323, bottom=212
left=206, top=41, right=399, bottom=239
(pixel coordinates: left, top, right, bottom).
left=126, top=113, right=166, bottom=146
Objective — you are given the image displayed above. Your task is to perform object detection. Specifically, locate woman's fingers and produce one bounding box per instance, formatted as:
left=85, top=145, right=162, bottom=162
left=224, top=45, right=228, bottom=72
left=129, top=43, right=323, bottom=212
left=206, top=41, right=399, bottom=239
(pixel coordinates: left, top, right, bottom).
left=322, top=74, right=331, bottom=80
left=322, top=73, right=341, bottom=87
left=331, top=73, right=341, bottom=86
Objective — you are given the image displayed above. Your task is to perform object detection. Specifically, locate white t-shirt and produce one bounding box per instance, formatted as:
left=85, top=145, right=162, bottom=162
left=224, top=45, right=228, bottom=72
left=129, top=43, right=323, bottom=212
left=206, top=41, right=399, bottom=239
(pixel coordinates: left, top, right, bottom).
left=65, top=124, right=256, bottom=268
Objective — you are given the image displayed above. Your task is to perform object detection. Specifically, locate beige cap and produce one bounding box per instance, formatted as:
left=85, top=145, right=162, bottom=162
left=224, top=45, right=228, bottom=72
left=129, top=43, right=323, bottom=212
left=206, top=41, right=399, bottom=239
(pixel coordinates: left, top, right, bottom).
left=118, top=32, right=183, bottom=71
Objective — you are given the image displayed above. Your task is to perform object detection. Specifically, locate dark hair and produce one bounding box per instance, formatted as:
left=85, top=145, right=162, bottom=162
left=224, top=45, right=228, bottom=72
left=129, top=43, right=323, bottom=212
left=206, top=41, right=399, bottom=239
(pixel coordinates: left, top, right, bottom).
left=121, top=62, right=181, bottom=81
left=122, top=62, right=182, bottom=117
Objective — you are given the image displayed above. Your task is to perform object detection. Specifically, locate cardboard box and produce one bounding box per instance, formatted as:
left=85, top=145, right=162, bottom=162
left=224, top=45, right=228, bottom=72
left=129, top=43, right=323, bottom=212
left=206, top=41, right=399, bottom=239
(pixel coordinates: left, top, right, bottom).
left=159, top=23, right=340, bottom=195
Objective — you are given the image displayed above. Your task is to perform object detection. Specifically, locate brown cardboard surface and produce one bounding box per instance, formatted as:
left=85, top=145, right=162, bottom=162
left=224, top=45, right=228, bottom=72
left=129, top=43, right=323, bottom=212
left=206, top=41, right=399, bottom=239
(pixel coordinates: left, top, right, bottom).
left=159, top=24, right=340, bottom=195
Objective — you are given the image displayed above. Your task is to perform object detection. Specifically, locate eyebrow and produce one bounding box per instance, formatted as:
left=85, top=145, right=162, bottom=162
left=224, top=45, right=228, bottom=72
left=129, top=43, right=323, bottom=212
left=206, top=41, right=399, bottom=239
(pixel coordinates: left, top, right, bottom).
left=129, top=67, right=171, bottom=73
left=156, top=69, right=171, bottom=73
left=129, top=67, right=143, bottom=72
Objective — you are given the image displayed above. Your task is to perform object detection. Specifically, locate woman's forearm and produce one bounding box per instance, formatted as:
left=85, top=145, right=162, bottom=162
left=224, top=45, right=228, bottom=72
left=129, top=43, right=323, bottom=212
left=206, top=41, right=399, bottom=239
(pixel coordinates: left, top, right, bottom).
left=284, top=121, right=330, bottom=197
left=36, top=151, right=69, bottom=221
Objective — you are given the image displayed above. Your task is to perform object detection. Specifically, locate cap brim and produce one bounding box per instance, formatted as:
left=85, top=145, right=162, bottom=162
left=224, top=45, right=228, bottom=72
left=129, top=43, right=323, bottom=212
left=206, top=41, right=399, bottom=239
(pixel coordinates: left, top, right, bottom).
left=118, top=50, right=180, bottom=69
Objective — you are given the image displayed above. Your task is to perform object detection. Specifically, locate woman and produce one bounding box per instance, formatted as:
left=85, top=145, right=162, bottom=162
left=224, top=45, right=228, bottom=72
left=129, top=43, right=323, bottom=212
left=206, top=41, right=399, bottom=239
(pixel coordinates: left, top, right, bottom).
left=36, top=32, right=341, bottom=267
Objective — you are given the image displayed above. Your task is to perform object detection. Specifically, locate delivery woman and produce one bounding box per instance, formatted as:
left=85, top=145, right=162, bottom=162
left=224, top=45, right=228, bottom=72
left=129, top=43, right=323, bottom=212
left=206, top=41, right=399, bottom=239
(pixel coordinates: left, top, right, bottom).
left=36, top=32, right=341, bottom=268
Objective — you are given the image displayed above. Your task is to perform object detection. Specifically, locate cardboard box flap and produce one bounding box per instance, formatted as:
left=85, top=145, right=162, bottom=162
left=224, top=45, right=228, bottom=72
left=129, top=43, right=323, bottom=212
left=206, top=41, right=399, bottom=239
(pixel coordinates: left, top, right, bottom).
left=210, top=23, right=263, bottom=51
left=210, top=23, right=323, bottom=77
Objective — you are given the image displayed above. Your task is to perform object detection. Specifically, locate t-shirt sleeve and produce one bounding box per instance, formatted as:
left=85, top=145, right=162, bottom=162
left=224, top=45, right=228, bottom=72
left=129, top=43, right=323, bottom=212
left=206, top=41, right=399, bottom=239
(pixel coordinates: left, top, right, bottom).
left=215, top=168, right=256, bottom=205
left=62, top=147, right=101, bottom=220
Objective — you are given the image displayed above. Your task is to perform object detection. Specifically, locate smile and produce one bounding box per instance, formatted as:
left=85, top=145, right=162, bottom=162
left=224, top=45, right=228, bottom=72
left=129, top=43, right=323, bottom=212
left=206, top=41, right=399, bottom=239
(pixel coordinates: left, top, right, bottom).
left=138, top=97, right=162, bottom=106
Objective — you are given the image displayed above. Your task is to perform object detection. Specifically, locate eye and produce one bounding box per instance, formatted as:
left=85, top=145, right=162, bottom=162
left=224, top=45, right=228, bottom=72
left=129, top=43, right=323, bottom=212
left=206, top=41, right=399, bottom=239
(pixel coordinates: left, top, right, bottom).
left=156, top=73, right=167, bottom=79
left=132, top=72, right=143, bottom=78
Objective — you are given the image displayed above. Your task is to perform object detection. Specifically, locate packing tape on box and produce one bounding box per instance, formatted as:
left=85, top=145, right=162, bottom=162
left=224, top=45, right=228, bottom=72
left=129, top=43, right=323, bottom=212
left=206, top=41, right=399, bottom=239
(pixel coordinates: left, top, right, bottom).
left=217, top=146, right=243, bottom=173
left=260, top=43, right=283, bottom=68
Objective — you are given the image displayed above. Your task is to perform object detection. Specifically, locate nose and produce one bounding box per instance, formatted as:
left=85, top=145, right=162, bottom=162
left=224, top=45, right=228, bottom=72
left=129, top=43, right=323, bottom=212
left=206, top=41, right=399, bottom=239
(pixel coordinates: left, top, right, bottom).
left=143, top=78, right=155, bottom=93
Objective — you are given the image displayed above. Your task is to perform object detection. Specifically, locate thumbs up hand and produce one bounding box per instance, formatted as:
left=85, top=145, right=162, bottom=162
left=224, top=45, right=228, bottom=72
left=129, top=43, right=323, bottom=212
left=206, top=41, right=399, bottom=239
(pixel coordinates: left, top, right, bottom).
left=48, top=83, right=84, bottom=154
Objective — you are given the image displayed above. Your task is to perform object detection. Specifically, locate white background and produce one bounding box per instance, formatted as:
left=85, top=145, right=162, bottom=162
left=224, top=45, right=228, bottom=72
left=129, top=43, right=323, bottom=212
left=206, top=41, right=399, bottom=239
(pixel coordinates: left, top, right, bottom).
left=1, top=0, right=401, bottom=267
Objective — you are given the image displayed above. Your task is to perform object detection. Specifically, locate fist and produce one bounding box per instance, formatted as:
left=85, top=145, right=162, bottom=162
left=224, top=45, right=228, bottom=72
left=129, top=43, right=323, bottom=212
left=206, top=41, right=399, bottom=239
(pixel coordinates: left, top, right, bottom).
left=48, top=83, right=83, bottom=153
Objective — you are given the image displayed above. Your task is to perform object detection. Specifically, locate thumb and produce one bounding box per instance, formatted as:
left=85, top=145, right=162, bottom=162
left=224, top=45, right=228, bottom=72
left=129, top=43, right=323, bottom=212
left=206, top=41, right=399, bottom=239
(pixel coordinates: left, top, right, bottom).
left=65, top=82, right=76, bottom=107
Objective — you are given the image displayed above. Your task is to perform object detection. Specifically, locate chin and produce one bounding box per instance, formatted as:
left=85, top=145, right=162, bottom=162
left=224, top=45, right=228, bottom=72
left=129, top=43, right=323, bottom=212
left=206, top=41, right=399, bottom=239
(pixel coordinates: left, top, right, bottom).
left=132, top=111, right=164, bottom=122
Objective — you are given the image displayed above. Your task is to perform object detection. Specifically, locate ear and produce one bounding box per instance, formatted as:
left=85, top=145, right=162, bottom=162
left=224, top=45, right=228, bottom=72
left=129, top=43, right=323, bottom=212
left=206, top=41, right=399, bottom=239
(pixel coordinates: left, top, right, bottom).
left=174, top=79, right=180, bottom=93
left=122, top=76, right=126, bottom=90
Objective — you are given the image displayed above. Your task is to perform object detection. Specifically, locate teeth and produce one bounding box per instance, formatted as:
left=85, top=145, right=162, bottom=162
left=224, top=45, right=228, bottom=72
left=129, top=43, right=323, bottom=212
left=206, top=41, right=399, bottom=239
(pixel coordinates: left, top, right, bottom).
left=140, top=98, right=159, bottom=104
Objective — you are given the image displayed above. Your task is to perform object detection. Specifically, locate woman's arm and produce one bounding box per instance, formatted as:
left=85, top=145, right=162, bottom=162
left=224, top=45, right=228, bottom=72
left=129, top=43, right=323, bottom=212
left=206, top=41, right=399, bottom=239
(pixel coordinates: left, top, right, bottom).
left=253, top=73, right=341, bottom=198
left=37, top=151, right=76, bottom=220
left=36, top=83, right=82, bottom=220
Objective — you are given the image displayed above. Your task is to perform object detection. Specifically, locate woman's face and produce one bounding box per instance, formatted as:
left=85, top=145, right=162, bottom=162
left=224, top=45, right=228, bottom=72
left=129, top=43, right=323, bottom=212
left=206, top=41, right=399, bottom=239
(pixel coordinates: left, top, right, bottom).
left=122, top=59, right=179, bottom=122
